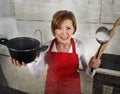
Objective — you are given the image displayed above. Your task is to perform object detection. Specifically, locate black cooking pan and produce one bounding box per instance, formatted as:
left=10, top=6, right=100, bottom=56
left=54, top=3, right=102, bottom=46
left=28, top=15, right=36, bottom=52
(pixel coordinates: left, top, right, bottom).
left=0, top=37, right=48, bottom=64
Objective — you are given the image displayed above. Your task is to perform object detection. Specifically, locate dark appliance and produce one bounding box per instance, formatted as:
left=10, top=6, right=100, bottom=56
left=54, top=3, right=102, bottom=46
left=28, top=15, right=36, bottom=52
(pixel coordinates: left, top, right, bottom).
left=92, top=53, right=120, bottom=94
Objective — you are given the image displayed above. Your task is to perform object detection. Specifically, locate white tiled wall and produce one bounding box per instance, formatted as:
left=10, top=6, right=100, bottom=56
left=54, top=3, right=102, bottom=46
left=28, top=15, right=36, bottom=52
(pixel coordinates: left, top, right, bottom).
left=0, top=0, right=120, bottom=94
left=0, top=17, right=18, bottom=53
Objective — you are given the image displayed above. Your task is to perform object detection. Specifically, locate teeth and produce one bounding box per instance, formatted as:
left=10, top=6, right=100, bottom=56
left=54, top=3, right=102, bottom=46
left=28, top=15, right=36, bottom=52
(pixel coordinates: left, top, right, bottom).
left=60, top=33, right=69, bottom=40
left=60, top=36, right=68, bottom=40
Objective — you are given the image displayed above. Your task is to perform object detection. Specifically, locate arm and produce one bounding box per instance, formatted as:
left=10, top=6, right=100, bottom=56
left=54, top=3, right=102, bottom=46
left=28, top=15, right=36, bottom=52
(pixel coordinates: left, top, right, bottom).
left=75, top=39, right=101, bottom=77
left=80, top=55, right=101, bottom=77
left=27, top=51, right=46, bottom=78
left=11, top=51, right=46, bottom=78
left=11, top=41, right=51, bottom=78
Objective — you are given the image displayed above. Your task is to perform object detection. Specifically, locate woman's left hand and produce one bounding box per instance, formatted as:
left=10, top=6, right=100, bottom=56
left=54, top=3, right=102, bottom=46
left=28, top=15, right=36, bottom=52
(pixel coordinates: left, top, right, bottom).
left=89, top=56, right=101, bottom=69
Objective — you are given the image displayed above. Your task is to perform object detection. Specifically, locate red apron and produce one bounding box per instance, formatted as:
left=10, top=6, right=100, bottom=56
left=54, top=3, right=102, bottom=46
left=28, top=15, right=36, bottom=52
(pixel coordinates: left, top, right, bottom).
left=45, top=38, right=81, bottom=94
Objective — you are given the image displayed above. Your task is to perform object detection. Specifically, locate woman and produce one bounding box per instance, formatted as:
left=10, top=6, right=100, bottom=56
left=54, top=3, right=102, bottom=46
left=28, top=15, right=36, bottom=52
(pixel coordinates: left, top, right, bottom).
left=11, top=10, right=101, bottom=94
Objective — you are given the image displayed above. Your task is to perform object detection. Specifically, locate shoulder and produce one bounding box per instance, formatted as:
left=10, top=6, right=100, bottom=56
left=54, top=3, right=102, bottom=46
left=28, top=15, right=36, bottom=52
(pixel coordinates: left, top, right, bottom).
left=74, top=38, right=84, bottom=49
left=44, top=40, right=52, bottom=46
left=43, top=39, right=53, bottom=51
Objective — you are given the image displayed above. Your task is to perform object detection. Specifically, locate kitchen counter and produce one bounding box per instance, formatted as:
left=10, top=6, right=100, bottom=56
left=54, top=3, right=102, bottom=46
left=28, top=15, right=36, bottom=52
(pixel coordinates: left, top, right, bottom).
left=96, top=68, right=120, bottom=77
left=0, top=56, right=28, bottom=94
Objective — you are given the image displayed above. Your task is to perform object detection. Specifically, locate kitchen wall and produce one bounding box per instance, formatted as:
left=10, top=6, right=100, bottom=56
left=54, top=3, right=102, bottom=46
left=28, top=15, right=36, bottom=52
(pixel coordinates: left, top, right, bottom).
left=0, top=0, right=120, bottom=94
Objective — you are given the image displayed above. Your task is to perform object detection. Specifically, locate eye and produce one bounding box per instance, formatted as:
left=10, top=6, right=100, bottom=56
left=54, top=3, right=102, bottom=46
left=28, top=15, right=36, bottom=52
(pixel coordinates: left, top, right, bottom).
left=57, top=27, right=62, bottom=30
left=67, top=27, right=71, bottom=30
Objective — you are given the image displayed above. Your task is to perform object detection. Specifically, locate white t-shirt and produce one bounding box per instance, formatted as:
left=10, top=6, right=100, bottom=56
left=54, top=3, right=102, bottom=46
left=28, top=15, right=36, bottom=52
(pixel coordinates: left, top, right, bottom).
left=27, top=38, right=92, bottom=78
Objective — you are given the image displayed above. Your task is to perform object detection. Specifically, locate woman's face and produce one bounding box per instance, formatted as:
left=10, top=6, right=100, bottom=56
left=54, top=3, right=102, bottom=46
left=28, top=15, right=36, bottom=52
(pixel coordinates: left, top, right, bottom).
left=54, top=19, right=74, bottom=44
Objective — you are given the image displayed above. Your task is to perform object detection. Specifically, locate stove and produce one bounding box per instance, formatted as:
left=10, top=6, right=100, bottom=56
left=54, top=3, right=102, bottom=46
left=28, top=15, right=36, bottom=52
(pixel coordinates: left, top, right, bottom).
left=92, top=53, right=120, bottom=94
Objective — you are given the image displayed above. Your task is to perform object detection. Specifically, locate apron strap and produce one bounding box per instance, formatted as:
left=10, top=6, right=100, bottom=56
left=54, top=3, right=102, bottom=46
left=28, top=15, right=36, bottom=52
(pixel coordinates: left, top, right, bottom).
left=71, top=38, right=76, bottom=54
left=48, top=38, right=76, bottom=54
left=48, top=39, right=55, bottom=52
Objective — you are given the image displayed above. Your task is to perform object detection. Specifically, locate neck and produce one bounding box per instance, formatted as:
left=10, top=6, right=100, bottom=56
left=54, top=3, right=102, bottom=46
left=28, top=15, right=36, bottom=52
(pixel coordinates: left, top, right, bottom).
left=55, top=40, right=71, bottom=52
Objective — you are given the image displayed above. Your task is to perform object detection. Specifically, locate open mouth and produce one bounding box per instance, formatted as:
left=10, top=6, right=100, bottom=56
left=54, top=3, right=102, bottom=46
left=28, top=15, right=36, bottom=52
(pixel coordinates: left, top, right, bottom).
left=60, top=36, right=69, bottom=40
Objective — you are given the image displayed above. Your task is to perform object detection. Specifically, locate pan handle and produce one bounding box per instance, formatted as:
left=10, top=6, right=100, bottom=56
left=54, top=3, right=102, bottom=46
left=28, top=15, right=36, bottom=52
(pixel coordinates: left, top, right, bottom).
left=0, top=38, right=8, bottom=45
left=38, top=45, right=48, bottom=52
left=36, top=45, right=48, bottom=56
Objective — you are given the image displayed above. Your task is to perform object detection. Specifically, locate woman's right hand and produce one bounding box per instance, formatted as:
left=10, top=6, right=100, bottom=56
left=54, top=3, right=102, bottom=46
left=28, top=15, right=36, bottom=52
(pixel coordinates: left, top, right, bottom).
left=11, top=58, right=26, bottom=67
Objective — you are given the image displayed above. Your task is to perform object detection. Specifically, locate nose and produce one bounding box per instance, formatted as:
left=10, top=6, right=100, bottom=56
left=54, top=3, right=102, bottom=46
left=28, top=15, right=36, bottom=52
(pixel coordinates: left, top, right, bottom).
left=62, top=28, right=68, bottom=34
